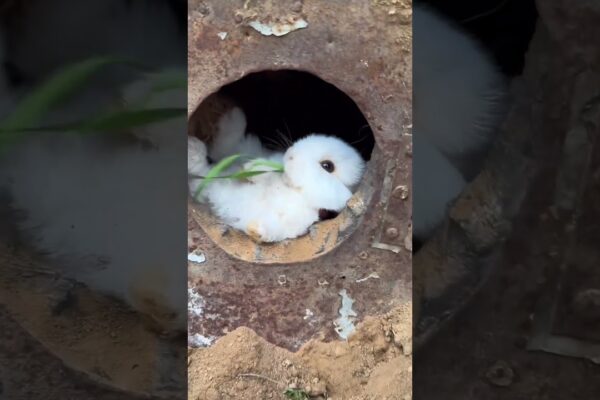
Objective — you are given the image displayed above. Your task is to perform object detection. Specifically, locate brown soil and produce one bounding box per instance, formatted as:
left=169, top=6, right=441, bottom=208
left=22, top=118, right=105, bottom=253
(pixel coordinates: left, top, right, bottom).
left=188, top=304, right=412, bottom=400
left=0, top=305, right=149, bottom=400
left=0, top=243, right=186, bottom=399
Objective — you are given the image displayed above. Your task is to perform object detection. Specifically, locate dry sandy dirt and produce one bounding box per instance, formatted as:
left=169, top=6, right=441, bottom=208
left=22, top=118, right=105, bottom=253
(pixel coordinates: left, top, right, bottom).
left=188, top=304, right=412, bottom=400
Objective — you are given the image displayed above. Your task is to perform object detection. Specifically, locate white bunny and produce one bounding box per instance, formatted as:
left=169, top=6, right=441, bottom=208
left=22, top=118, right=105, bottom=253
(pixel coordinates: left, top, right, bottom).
left=188, top=108, right=365, bottom=243
left=412, top=4, right=507, bottom=241
left=0, top=63, right=188, bottom=334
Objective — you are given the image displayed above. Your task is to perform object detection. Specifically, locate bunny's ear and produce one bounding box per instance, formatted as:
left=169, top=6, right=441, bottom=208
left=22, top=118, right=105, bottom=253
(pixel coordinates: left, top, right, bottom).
left=209, top=107, right=248, bottom=161
left=301, top=173, right=353, bottom=212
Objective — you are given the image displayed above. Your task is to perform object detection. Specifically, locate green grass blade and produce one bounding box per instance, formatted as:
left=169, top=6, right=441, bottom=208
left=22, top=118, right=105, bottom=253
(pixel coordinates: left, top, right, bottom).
left=76, top=107, right=185, bottom=133
left=192, top=156, right=285, bottom=198
left=283, top=389, right=309, bottom=400
left=189, top=170, right=272, bottom=180
left=194, top=154, right=244, bottom=198
left=246, top=159, right=285, bottom=172
left=228, top=170, right=272, bottom=180
left=0, top=108, right=185, bottom=136
left=0, top=56, right=129, bottom=134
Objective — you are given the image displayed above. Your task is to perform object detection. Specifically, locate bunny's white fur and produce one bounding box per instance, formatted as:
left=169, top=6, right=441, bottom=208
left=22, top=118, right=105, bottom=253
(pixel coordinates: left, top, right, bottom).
left=283, top=135, right=365, bottom=212
left=412, top=5, right=506, bottom=240
left=189, top=108, right=365, bottom=243
left=208, top=107, right=272, bottom=162
left=414, top=5, right=506, bottom=157
left=413, top=134, right=466, bottom=239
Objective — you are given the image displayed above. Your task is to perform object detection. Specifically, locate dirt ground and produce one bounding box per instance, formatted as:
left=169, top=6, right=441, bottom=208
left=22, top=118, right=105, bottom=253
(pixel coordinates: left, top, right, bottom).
left=0, top=305, right=152, bottom=400
left=0, top=240, right=187, bottom=399
left=188, top=304, right=412, bottom=400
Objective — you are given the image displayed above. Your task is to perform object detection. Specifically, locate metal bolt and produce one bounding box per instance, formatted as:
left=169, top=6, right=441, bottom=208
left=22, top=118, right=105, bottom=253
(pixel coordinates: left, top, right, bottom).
left=385, top=227, right=399, bottom=239
left=392, top=185, right=409, bottom=200
left=485, top=360, right=514, bottom=387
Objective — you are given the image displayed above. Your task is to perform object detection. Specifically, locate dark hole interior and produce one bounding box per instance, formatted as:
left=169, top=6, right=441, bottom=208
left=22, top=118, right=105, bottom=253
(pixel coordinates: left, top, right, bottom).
left=211, top=70, right=375, bottom=161
left=419, top=0, right=538, bottom=76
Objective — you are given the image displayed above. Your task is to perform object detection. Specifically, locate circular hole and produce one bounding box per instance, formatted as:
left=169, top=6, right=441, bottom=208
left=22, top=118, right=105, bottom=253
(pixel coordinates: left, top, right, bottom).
left=188, top=70, right=377, bottom=264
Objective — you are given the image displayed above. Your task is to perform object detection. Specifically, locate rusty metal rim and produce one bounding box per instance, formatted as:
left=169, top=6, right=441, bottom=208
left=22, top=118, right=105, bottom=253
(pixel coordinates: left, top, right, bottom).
left=413, top=105, right=532, bottom=351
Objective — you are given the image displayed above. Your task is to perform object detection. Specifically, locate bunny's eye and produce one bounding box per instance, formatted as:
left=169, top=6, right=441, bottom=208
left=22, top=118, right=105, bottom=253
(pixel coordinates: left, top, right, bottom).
left=320, top=160, right=335, bottom=173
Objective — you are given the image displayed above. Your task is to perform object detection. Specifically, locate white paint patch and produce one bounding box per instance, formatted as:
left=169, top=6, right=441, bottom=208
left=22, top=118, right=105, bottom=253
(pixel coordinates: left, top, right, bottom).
left=217, top=31, right=228, bottom=40
left=188, top=287, right=206, bottom=317
left=371, top=241, right=402, bottom=254
left=356, top=272, right=381, bottom=283
left=188, top=249, right=206, bottom=264
left=334, top=289, right=357, bottom=339
left=188, top=333, right=215, bottom=348
left=303, top=308, right=314, bottom=320
left=248, top=18, right=308, bottom=37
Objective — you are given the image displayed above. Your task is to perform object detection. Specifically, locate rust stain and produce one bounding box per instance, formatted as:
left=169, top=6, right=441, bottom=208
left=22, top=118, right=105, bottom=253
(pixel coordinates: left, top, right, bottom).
left=188, top=0, right=412, bottom=351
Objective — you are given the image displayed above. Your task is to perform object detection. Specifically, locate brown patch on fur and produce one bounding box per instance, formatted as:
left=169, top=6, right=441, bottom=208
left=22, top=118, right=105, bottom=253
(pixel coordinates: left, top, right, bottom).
left=246, top=221, right=265, bottom=243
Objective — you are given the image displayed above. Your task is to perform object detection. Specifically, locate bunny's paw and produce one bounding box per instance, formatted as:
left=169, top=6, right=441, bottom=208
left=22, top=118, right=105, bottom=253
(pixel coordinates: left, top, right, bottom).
left=246, top=220, right=267, bottom=243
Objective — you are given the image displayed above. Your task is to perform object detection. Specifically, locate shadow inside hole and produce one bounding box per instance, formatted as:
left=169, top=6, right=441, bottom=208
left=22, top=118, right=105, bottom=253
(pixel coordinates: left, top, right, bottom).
left=213, top=69, right=375, bottom=160
left=418, top=0, right=538, bottom=77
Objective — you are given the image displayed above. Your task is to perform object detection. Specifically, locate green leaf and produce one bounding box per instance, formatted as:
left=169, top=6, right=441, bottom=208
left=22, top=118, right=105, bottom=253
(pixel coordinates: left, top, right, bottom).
left=76, top=107, right=185, bottom=133
left=246, top=159, right=285, bottom=172
left=0, top=56, right=150, bottom=146
left=283, top=388, right=309, bottom=400
left=1, top=56, right=125, bottom=132
left=194, top=154, right=245, bottom=198
left=189, top=170, right=272, bottom=180
left=192, top=156, right=285, bottom=197
left=228, top=170, right=272, bottom=180
left=0, top=108, right=186, bottom=144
